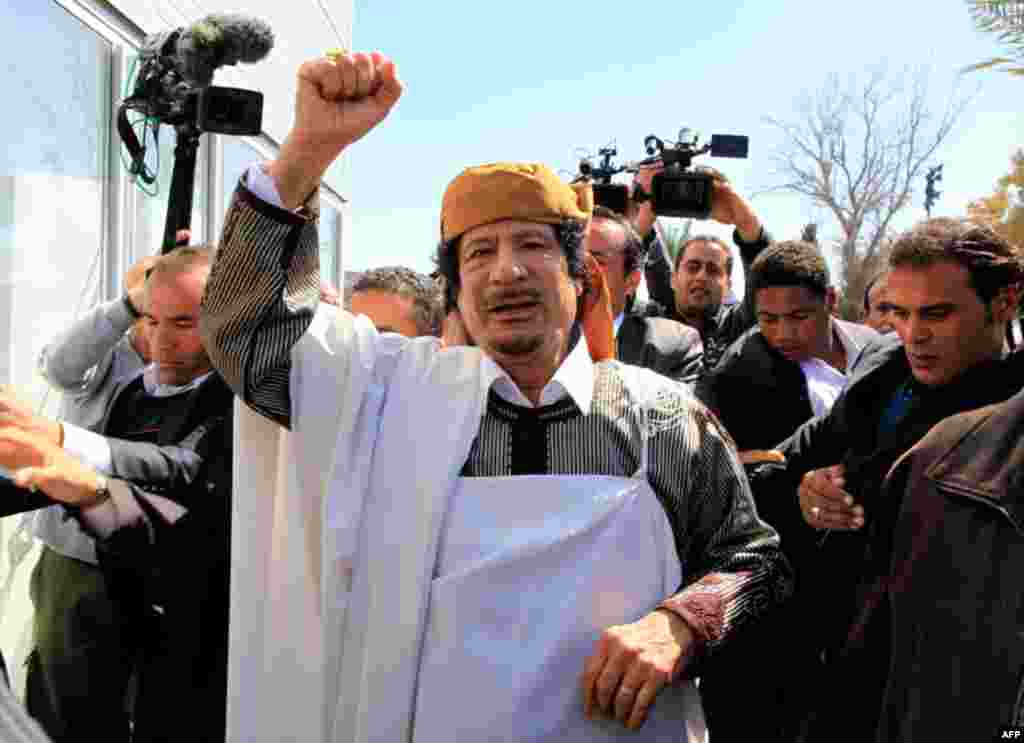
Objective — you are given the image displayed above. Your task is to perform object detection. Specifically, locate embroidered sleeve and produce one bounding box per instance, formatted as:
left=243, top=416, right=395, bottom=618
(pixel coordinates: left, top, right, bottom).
left=648, top=398, right=793, bottom=665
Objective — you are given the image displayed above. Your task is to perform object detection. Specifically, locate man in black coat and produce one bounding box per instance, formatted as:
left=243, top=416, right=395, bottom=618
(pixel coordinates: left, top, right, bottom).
left=629, top=167, right=773, bottom=371
left=772, top=217, right=1024, bottom=738
left=0, top=247, right=235, bottom=742
left=586, top=206, right=703, bottom=384
left=695, top=240, right=879, bottom=742
left=698, top=241, right=880, bottom=451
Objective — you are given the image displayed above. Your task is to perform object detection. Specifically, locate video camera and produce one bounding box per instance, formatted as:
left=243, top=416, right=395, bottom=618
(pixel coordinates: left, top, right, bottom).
left=117, top=15, right=272, bottom=174
left=575, top=129, right=749, bottom=219
left=577, top=145, right=632, bottom=215
left=116, top=14, right=273, bottom=252
left=640, top=129, right=748, bottom=219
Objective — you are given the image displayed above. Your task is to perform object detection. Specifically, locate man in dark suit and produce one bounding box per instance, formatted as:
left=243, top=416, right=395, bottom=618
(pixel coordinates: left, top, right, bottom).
left=586, top=206, right=703, bottom=385
left=695, top=239, right=879, bottom=743
left=0, top=246, right=235, bottom=743
left=698, top=241, right=880, bottom=452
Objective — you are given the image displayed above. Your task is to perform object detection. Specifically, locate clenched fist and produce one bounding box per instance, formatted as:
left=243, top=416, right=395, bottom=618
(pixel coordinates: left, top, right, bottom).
left=269, top=51, right=403, bottom=208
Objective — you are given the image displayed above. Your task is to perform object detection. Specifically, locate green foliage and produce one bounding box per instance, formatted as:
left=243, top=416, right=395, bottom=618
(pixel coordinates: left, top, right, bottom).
left=964, top=1, right=1024, bottom=75
left=657, top=219, right=694, bottom=265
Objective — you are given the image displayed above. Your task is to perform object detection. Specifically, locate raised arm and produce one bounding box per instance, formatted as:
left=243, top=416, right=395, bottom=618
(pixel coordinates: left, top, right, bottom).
left=630, top=165, right=769, bottom=325
left=200, top=52, right=403, bottom=427
left=38, top=296, right=140, bottom=395
left=728, top=222, right=772, bottom=335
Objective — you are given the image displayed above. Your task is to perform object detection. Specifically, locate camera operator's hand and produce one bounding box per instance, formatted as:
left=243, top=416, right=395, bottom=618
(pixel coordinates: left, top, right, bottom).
left=708, top=177, right=762, bottom=243
left=630, top=165, right=762, bottom=243
left=629, top=163, right=661, bottom=239
left=270, top=52, right=403, bottom=209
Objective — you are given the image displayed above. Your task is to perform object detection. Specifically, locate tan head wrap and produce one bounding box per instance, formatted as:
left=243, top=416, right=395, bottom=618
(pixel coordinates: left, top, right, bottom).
left=441, top=162, right=592, bottom=243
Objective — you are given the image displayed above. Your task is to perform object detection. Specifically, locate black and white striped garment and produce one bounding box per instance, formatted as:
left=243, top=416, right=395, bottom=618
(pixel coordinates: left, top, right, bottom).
left=201, top=182, right=792, bottom=657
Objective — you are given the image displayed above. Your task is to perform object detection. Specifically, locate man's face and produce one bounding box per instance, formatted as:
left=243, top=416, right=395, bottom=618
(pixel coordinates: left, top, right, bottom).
left=350, top=290, right=422, bottom=337
left=756, top=286, right=834, bottom=362
left=864, top=279, right=894, bottom=333
left=456, top=219, right=581, bottom=368
left=887, top=261, right=1015, bottom=387
left=144, top=268, right=213, bottom=386
left=672, top=240, right=731, bottom=316
left=585, top=217, right=640, bottom=318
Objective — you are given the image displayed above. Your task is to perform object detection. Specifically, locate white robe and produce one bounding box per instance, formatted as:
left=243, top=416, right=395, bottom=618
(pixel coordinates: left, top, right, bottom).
left=226, top=307, right=704, bottom=742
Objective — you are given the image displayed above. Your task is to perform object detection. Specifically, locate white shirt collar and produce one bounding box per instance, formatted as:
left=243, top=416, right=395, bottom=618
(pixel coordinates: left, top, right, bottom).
left=830, top=320, right=861, bottom=373
left=479, top=333, right=595, bottom=414
left=613, top=313, right=624, bottom=337
left=142, top=363, right=214, bottom=398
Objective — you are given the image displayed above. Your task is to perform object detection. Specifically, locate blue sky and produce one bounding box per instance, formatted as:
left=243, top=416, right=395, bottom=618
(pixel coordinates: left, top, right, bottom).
left=343, top=0, right=1024, bottom=287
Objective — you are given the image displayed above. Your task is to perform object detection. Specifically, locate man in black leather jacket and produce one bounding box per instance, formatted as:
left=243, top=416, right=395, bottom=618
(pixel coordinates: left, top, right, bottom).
left=768, top=218, right=1024, bottom=738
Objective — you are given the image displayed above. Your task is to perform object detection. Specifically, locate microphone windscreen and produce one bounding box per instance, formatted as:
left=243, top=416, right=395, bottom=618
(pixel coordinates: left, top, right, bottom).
left=207, top=14, right=275, bottom=65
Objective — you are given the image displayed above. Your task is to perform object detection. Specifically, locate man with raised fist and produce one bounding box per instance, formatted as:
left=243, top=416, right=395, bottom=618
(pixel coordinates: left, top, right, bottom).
left=200, top=51, right=790, bottom=743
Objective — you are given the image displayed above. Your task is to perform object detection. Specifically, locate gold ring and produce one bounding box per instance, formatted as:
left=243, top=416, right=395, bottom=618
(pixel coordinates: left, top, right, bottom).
left=325, top=48, right=348, bottom=62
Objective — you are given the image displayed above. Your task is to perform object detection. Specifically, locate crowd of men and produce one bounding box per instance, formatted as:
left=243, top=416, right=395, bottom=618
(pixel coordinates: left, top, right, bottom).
left=0, top=49, right=1019, bottom=743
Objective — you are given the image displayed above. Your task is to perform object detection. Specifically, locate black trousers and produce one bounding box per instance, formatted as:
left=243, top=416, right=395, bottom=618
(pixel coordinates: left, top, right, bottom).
left=25, top=547, right=136, bottom=743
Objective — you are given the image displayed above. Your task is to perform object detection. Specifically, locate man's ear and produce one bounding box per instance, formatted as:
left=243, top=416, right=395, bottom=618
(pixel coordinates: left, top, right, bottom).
left=625, top=269, right=641, bottom=298
left=825, top=287, right=837, bottom=314
left=995, top=283, right=1020, bottom=322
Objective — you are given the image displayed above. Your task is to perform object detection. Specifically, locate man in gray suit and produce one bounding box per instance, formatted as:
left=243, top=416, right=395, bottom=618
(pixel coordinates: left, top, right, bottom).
left=585, top=207, right=703, bottom=385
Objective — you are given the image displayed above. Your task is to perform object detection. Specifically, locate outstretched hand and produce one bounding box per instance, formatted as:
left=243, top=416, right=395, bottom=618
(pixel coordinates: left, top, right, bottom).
left=0, top=390, right=62, bottom=446
left=0, top=426, right=103, bottom=507
left=270, top=51, right=404, bottom=208
left=799, top=464, right=864, bottom=531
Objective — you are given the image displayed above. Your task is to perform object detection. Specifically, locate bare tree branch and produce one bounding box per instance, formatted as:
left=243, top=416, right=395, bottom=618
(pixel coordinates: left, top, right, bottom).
left=760, top=67, right=975, bottom=317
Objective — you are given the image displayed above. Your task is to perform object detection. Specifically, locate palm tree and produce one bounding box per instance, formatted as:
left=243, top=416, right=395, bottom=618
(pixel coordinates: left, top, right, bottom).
left=963, top=0, right=1024, bottom=75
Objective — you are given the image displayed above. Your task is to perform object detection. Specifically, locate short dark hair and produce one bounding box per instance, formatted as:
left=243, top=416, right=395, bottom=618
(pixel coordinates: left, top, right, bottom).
left=863, top=271, right=888, bottom=313
left=749, top=240, right=830, bottom=300
left=674, top=234, right=734, bottom=275
left=888, top=217, right=1022, bottom=304
left=433, top=217, right=588, bottom=313
left=591, top=206, right=645, bottom=275
left=349, top=266, right=445, bottom=337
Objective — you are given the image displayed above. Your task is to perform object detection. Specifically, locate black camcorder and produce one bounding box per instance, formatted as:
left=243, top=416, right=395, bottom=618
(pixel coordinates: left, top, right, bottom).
left=574, top=129, right=749, bottom=219
left=645, top=129, right=748, bottom=219
left=577, top=146, right=631, bottom=214
left=120, top=19, right=267, bottom=143
left=194, top=86, right=264, bottom=135
left=115, top=14, right=273, bottom=252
